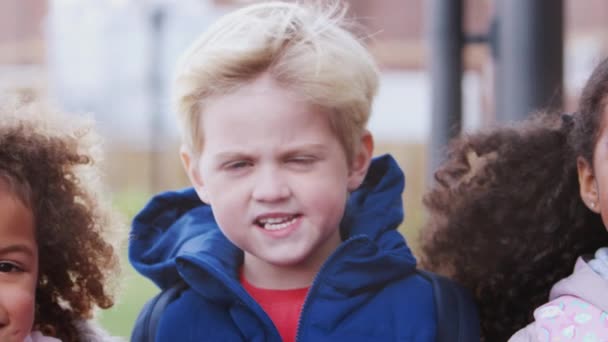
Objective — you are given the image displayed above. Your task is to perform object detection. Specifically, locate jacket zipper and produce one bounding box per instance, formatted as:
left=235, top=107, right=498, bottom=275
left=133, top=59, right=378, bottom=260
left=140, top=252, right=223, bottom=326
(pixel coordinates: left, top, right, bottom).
left=295, top=235, right=367, bottom=342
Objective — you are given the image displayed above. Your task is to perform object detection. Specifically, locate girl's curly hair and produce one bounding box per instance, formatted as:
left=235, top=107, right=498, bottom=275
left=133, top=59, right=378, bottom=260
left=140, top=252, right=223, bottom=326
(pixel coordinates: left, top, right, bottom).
left=419, top=57, right=608, bottom=342
left=0, top=101, right=120, bottom=341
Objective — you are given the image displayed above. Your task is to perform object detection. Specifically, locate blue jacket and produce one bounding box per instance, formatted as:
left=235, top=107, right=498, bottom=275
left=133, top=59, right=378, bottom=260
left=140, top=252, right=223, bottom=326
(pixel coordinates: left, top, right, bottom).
left=130, top=155, right=437, bottom=341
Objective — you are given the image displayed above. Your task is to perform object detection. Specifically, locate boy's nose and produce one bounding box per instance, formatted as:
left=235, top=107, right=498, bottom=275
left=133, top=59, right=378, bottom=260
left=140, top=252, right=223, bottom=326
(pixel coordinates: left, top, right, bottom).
left=251, top=169, right=291, bottom=202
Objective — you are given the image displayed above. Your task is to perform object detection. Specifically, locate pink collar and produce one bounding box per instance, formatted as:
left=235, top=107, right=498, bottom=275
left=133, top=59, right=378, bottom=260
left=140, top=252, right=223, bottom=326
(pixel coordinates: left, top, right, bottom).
left=549, top=257, right=608, bottom=311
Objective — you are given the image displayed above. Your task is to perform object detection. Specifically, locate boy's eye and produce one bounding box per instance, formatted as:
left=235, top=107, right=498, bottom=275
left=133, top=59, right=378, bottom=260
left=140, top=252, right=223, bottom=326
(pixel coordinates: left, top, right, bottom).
left=286, top=156, right=317, bottom=169
left=289, top=157, right=314, bottom=164
left=0, top=262, right=22, bottom=273
left=225, top=160, right=252, bottom=170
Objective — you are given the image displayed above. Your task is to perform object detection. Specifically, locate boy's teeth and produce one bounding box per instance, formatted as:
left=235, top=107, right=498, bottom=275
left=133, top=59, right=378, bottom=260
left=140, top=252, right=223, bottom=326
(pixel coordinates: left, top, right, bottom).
left=260, top=216, right=297, bottom=230
left=264, top=217, right=286, bottom=224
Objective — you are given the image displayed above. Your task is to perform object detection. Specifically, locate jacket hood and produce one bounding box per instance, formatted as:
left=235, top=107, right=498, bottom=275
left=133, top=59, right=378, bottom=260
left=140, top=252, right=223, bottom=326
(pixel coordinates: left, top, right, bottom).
left=130, top=154, right=416, bottom=291
left=549, top=256, right=608, bottom=312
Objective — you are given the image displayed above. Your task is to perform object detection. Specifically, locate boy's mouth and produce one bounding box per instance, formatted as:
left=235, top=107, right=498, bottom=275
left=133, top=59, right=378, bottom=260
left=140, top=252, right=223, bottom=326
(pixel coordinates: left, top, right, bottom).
left=255, top=214, right=301, bottom=231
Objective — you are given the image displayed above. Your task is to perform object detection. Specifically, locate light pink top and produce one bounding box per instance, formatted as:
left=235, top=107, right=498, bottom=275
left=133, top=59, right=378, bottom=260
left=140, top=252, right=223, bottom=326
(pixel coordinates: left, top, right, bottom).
left=508, top=257, right=608, bottom=342
left=24, top=331, right=61, bottom=342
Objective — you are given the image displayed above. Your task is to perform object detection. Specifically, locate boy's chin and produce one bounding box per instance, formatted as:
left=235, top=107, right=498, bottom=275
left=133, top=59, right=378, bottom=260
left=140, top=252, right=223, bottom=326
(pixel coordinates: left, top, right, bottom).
left=252, top=246, right=334, bottom=272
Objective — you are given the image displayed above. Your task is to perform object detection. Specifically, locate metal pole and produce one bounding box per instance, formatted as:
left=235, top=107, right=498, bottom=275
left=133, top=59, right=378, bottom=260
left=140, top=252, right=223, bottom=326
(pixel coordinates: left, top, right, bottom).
left=496, top=0, right=564, bottom=122
left=426, top=0, right=463, bottom=181
left=149, top=7, right=165, bottom=192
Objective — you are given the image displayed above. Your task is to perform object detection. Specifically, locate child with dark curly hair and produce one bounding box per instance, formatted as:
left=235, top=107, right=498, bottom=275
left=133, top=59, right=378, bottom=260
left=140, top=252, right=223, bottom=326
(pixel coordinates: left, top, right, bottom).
left=0, top=101, right=122, bottom=342
left=419, top=57, right=608, bottom=341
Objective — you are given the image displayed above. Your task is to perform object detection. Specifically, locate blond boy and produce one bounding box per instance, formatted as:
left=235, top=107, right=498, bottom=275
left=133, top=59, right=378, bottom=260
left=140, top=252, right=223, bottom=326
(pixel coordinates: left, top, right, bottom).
left=130, top=2, right=441, bottom=341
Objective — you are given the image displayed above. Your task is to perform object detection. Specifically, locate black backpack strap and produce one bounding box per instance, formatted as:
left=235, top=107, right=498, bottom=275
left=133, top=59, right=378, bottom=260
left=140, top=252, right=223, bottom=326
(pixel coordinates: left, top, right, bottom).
left=416, top=270, right=480, bottom=342
left=131, top=280, right=188, bottom=342
left=131, top=272, right=478, bottom=341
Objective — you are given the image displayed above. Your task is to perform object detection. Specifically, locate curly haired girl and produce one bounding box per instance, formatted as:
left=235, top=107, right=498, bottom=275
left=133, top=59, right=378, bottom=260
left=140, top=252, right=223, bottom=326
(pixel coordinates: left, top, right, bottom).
left=419, top=57, right=608, bottom=342
left=0, top=101, right=121, bottom=341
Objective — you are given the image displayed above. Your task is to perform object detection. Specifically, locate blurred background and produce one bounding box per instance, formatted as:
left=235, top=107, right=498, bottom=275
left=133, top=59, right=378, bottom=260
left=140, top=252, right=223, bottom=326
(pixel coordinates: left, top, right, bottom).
left=1, top=0, right=608, bottom=337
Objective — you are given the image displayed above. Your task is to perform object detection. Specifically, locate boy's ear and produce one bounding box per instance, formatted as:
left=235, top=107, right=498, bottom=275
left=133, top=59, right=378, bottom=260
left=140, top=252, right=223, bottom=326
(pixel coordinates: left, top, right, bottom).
left=180, top=144, right=210, bottom=203
left=577, top=156, right=600, bottom=213
left=347, top=131, right=374, bottom=191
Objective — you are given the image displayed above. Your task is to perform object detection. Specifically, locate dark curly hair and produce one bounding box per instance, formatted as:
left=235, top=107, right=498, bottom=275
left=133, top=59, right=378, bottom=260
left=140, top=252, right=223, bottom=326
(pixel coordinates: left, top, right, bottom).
left=0, top=101, right=120, bottom=341
left=419, top=57, right=608, bottom=342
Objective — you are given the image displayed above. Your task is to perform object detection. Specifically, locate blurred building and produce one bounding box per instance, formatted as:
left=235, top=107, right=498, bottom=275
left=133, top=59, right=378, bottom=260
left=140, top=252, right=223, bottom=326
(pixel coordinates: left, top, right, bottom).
left=1, top=0, right=608, bottom=193
left=0, top=0, right=48, bottom=101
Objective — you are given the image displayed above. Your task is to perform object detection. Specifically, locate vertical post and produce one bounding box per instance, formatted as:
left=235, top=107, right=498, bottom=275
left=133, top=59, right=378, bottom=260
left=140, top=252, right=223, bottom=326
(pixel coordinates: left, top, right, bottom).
left=148, top=7, right=165, bottom=192
left=495, top=0, right=564, bottom=122
left=426, top=0, right=463, bottom=181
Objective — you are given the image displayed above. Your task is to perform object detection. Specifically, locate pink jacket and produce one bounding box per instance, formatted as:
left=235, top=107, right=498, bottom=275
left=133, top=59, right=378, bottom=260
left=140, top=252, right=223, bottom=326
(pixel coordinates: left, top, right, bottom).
left=24, top=332, right=61, bottom=342
left=23, top=321, right=124, bottom=342
left=508, top=257, right=608, bottom=342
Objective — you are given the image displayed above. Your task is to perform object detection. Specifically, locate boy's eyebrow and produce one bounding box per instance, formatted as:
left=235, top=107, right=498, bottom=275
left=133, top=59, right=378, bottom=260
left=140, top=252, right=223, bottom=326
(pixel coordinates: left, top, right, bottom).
left=213, top=151, right=253, bottom=161
left=0, top=244, right=35, bottom=258
left=284, top=143, right=327, bottom=151
left=213, top=144, right=328, bottom=159
left=281, top=144, right=328, bottom=155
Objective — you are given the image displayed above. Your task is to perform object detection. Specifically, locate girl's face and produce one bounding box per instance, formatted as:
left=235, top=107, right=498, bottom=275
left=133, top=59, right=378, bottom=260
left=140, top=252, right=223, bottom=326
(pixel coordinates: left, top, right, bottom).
left=0, top=187, right=37, bottom=342
left=578, top=104, right=608, bottom=231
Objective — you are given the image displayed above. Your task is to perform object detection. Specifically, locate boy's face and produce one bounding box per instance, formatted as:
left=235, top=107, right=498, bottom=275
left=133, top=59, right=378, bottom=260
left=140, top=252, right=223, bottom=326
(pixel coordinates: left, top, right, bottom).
left=182, top=75, right=372, bottom=287
left=0, top=187, right=37, bottom=342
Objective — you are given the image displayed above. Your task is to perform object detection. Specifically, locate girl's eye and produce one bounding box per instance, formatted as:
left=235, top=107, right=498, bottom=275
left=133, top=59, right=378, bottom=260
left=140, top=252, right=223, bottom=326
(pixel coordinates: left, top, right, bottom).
left=0, top=262, right=22, bottom=273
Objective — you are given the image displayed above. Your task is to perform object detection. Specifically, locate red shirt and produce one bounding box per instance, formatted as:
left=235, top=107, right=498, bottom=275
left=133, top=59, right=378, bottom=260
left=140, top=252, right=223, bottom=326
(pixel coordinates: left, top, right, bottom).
left=241, top=273, right=309, bottom=342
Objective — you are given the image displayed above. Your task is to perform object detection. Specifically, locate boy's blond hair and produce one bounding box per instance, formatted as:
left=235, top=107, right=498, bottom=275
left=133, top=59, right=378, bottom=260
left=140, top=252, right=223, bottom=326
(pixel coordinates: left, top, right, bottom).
left=174, top=0, right=379, bottom=163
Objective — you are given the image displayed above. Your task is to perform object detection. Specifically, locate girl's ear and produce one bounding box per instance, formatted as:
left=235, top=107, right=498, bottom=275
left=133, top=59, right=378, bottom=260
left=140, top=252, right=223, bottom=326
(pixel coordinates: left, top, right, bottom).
left=347, top=131, right=374, bottom=191
left=180, top=145, right=210, bottom=204
left=577, top=156, right=600, bottom=213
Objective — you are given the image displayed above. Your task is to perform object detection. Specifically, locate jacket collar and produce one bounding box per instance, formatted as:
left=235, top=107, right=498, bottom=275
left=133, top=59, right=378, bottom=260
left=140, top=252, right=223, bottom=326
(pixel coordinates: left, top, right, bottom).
left=130, top=155, right=417, bottom=299
left=549, top=256, right=608, bottom=311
